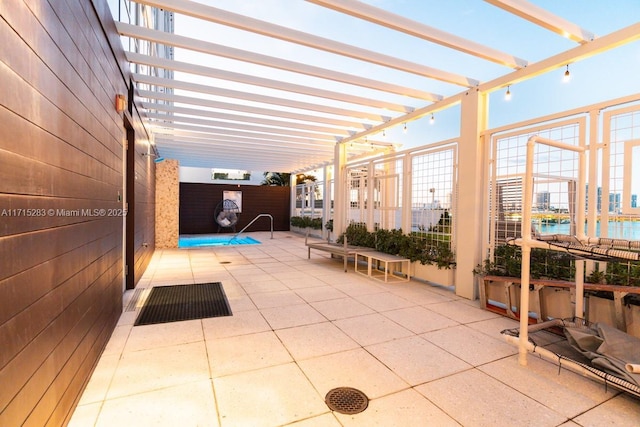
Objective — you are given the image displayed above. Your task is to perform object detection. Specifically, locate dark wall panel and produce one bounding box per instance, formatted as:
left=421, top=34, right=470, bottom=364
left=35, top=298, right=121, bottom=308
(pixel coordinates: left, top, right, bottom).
left=180, top=183, right=291, bottom=234
left=0, top=0, right=154, bottom=425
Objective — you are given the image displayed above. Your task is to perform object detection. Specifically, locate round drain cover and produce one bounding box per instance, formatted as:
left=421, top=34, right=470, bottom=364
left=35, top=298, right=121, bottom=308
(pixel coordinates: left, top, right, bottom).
left=219, top=261, right=231, bottom=264
left=325, top=387, right=369, bottom=414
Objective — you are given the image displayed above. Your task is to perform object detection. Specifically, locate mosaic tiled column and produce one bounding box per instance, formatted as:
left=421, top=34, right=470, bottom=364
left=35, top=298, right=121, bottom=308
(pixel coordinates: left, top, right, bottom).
left=155, top=159, right=179, bottom=248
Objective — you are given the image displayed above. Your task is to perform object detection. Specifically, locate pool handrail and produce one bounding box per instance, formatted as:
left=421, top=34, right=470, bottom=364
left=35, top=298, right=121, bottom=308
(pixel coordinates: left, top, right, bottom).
left=234, top=214, right=274, bottom=240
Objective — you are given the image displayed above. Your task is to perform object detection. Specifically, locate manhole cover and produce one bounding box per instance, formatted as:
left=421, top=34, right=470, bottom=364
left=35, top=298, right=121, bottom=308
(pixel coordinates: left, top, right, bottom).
left=219, top=261, right=232, bottom=264
left=325, top=387, right=369, bottom=414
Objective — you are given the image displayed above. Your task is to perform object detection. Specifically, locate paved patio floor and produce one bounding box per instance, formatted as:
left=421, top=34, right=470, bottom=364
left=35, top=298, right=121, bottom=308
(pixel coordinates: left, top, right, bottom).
left=70, top=232, right=640, bottom=427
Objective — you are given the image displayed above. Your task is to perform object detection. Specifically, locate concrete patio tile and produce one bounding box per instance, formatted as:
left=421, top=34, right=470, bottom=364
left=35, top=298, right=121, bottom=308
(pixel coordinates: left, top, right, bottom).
left=354, top=291, right=416, bottom=312
left=298, top=348, right=409, bottom=400
left=294, top=285, right=349, bottom=303
left=333, top=313, right=413, bottom=346
left=573, top=394, right=640, bottom=427
left=260, top=303, right=327, bottom=329
left=207, top=331, right=292, bottom=377
left=214, top=363, right=327, bottom=427
left=286, top=413, right=342, bottom=426
left=426, top=300, right=502, bottom=324
left=106, top=341, right=210, bottom=400
left=416, top=369, right=567, bottom=427
left=95, top=381, right=218, bottom=427
left=123, top=319, right=204, bottom=353
left=202, top=309, right=270, bottom=339
left=365, top=335, right=471, bottom=386
left=248, top=289, right=306, bottom=309
left=275, top=322, right=359, bottom=360
left=334, top=388, right=460, bottom=427
left=310, top=297, right=375, bottom=320
left=421, top=324, right=517, bottom=366
left=382, top=305, right=459, bottom=334
left=479, top=355, right=618, bottom=419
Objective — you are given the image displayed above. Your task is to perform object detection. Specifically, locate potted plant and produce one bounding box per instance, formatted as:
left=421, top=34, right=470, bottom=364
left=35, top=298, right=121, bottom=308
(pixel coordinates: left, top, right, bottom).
left=474, top=243, right=640, bottom=336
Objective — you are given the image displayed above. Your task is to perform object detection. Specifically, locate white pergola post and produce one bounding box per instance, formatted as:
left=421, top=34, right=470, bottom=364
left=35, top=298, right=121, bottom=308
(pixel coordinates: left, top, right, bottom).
left=290, top=174, right=297, bottom=219
left=322, top=165, right=333, bottom=240
left=333, top=142, right=347, bottom=236
left=454, top=89, right=488, bottom=299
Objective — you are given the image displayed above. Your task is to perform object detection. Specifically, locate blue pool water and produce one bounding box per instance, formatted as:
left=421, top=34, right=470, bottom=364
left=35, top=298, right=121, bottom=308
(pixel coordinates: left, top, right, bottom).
left=179, top=234, right=261, bottom=248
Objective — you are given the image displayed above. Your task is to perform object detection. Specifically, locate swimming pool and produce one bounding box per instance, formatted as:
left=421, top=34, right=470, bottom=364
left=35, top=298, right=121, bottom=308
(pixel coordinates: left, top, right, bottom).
left=178, top=234, right=261, bottom=248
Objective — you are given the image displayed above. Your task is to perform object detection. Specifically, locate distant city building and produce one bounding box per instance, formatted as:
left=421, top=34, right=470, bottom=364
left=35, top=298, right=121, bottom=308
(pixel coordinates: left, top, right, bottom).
left=536, top=191, right=551, bottom=210
left=632, top=194, right=638, bottom=208
left=609, top=192, right=621, bottom=213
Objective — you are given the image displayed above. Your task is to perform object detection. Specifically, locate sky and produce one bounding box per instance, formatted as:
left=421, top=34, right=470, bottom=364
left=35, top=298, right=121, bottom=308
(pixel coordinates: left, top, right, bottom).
left=166, top=0, right=640, bottom=153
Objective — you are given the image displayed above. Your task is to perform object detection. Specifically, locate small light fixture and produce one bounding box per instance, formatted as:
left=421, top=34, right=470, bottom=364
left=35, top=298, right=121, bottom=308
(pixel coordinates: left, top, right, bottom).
left=563, top=64, right=571, bottom=82
left=429, top=113, right=435, bottom=125
left=115, top=94, right=126, bottom=113
left=505, top=85, right=512, bottom=101
left=403, top=123, right=407, bottom=134
left=382, top=129, right=386, bottom=138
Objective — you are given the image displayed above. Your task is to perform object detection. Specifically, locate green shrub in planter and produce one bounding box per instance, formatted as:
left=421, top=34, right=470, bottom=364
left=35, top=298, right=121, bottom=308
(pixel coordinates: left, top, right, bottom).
left=290, top=216, right=323, bottom=230
left=337, top=224, right=455, bottom=269
left=476, top=243, right=639, bottom=286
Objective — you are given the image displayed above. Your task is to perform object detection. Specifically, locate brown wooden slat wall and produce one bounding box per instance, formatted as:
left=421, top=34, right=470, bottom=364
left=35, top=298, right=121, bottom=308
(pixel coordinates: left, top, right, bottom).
left=0, top=0, right=154, bottom=425
left=180, top=183, right=291, bottom=234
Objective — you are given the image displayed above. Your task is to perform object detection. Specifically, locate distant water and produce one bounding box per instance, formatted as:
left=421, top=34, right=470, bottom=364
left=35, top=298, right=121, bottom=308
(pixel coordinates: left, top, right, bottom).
left=537, top=221, right=640, bottom=241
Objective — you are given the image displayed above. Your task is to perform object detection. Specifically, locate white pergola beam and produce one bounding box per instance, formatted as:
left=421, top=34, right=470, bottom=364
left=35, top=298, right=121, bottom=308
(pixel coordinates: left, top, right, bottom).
left=307, top=0, right=528, bottom=69
left=137, top=90, right=371, bottom=129
left=133, top=74, right=394, bottom=123
left=119, top=22, right=442, bottom=102
left=153, top=126, right=337, bottom=146
left=133, top=0, right=479, bottom=87
left=126, top=52, right=436, bottom=106
left=145, top=112, right=340, bottom=141
left=155, top=138, right=333, bottom=160
left=133, top=73, right=413, bottom=114
left=139, top=103, right=353, bottom=135
left=484, top=0, right=596, bottom=44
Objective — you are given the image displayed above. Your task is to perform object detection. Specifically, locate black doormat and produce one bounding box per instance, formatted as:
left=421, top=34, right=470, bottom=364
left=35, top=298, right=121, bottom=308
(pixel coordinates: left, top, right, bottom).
left=134, top=282, right=232, bottom=326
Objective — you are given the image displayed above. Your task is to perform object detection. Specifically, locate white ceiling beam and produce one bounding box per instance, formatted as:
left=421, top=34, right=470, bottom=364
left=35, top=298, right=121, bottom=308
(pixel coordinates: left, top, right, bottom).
left=133, top=73, right=413, bottom=114
left=340, top=21, right=640, bottom=147
left=155, top=145, right=328, bottom=170
left=139, top=103, right=353, bottom=135
left=126, top=51, right=439, bottom=104
left=306, top=0, right=528, bottom=69
left=119, top=23, right=441, bottom=102
left=484, top=0, right=595, bottom=44
left=133, top=74, right=395, bottom=123
left=478, top=21, right=640, bottom=93
left=155, top=138, right=333, bottom=160
left=154, top=126, right=337, bottom=146
left=145, top=112, right=340, bottom=141
left=155, top=141, right=333, bottom=161
left=137, top=90, right=372, bottom=129
left=133, top=0, right=478, bottom=87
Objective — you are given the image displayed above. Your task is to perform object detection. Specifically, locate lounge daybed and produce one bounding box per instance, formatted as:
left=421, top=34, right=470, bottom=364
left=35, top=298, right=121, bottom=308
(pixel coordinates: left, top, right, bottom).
left=304, top=231, right=358, bottom=272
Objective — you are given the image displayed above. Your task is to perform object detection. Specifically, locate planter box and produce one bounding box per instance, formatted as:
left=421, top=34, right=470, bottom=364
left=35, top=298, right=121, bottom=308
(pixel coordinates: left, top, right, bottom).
left=539, top=287, right=573, bottom=320
left=625, top=303, right=640, bottom=338
left=480, top=275, right=640, bottom=336
left=412, top=262, right=455, bottom=287
left=586, top=294, right=616, bottom=328
left=480, top=276, right=577, bottom=323
left=291, top=226, right=322, bottom=239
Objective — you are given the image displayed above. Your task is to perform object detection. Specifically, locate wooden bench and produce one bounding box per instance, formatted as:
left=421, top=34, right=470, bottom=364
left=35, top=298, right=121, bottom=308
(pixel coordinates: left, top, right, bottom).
left=354, top=250, right=411, bottom=283
left=305, top=231, right=358, bottom=272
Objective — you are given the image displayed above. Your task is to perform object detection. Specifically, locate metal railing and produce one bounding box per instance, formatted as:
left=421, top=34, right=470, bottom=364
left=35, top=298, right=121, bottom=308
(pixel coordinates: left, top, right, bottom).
left=233, top=214, right=274, bottom=240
